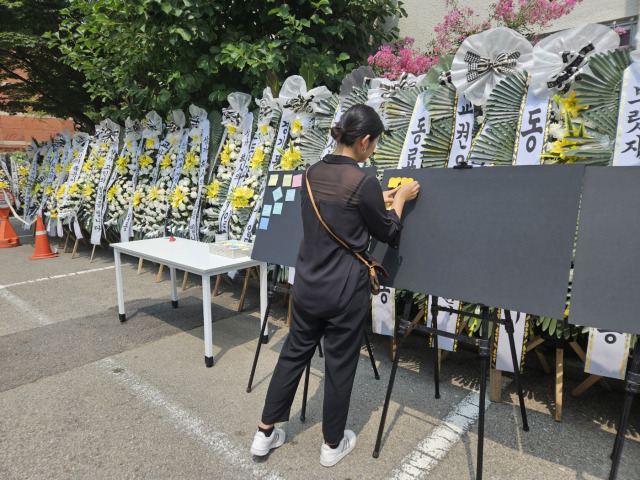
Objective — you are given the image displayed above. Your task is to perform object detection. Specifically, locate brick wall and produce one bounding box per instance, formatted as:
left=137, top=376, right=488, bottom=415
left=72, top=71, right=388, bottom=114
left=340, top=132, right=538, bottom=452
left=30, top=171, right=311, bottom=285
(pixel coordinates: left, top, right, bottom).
left=0, top=112, right=74, bottom=153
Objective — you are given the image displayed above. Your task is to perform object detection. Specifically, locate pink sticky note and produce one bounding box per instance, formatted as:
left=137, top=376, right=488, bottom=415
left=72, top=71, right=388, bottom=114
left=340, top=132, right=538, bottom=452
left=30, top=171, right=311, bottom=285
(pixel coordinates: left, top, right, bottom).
left=292, top=174, right=303, bottom=188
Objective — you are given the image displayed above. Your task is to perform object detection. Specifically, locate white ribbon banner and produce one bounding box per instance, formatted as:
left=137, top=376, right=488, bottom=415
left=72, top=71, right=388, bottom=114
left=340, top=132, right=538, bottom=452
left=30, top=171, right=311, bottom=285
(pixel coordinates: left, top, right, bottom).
left=447, top=94, right=475, bottom=168
left=119, top=141, right=145, bottom=242
left=427, top=297, right=459, bottom=352
left=188, top=119, right=211, bottom=241
left=270, top=116, right=291, bottom=168
left=38, top=148, right=63, bottom=216
left=372, top=286, right=395, bottom=336
left=585, top=328, right=630, bottom=379
left=9, top=156, right=20, bottom=207
left=22, top=150, right=41, bottom=223
left=513, top=83, right=550, bottom=166
left=90, top=141, right=120, bottom=245
left=59, top=140, right=90, bottom=209
left=150, top=139, right=172, bottom=187
left=398, top=91, right=430, bottom=168
left=494, top=310, right=528, bottom=373
left=218, top=113, right=255, bottom=234
left=613, top=62, right=640, bottom=166
left=321, top=103, right=343, bottom=159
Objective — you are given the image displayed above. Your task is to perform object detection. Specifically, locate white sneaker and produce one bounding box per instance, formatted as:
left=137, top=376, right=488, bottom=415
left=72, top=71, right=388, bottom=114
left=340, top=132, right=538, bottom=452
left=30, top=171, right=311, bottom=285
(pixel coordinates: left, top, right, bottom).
left=320, top=430, right=356, bottom=467
left=250, top=428, right=286, bottom=456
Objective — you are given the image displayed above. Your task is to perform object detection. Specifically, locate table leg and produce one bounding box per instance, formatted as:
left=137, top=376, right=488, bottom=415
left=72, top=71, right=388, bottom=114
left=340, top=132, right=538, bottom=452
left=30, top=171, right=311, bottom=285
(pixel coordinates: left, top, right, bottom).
left=114, top=249, right=126, bottom=322
left=169, top=266, right=178, bottom=308
left=202, top=275, right=214, bottom=367
left=260, top=262, right=268, bottom=343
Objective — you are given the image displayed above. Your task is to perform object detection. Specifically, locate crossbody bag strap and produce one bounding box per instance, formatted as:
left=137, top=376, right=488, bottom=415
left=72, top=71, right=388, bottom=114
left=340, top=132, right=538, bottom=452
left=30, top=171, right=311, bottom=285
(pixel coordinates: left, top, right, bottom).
left=305, top=170, right=370, bottom=268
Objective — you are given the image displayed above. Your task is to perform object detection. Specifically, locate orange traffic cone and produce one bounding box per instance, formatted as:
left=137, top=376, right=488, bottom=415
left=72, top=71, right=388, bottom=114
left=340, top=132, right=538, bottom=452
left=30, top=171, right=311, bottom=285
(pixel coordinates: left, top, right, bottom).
left=0, top=199, right=20, bottom=248
left=29, top=215, right=57, bottom=260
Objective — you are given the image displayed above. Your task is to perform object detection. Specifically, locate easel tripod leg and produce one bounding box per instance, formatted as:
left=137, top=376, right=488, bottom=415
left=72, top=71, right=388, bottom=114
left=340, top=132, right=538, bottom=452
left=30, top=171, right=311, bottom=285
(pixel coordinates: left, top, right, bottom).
left=504, top=312, right=529, bottom=431
left=300, top=361, right=311, bottom=422
left=431, top=296, right=441, bottom=399
left=363, top=330, right=380, bottom=380
left=373, top=329, right=405, bottom=458
left=609, top=351, right=640, bottom=480
left=476, top=306, right=490, bottom=480
left=246, top=265, right=280, bottom=393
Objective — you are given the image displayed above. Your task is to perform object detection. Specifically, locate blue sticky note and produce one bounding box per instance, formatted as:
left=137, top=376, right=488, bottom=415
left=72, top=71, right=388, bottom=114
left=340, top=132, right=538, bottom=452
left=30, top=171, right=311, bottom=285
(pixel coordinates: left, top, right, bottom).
left=272, top=186, right=283, bottom=202
left=262, top=204, right=272, bottom=217
left=285, top=189, right=295, bottom=202
left=273, top=202, right=283, bottom=215
left=259, top=217, right=269, bottom=230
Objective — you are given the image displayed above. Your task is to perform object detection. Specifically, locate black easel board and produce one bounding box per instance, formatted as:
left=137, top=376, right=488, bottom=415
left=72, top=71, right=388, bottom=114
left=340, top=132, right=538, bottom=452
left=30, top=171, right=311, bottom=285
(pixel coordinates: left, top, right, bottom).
left=251, top=166, right=377, bottom=267
left=570, top=166, right=640, bottom=334
left=251, top=170, right=305, bottom=268
left=370, top=165, right=584, bottom=319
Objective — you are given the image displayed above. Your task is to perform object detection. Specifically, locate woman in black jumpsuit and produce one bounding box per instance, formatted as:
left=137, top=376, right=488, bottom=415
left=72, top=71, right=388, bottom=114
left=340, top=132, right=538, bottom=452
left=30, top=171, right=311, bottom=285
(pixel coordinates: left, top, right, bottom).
left=250, top=104, right=420, bottom=467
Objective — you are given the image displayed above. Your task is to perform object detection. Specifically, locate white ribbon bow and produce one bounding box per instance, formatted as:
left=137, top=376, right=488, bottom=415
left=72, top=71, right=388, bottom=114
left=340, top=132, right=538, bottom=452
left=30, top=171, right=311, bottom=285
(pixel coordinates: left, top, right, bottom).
left=222, top=92, right=252, bottom=127
left=277, top=75, right=332, bottom=120
left=142, top=111, right=163, bottom=139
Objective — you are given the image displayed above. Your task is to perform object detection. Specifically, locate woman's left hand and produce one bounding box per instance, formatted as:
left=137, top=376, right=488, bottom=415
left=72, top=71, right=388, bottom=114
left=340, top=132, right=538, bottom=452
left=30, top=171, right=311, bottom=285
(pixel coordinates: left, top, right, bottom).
left=383, top=186, right=400, bottom=205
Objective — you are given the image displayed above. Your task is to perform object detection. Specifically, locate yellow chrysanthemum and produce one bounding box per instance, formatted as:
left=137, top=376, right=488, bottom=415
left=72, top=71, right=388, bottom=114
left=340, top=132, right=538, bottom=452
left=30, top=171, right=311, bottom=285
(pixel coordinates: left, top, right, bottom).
left=292, top=118, right=302, bottom=135
left=126, top=140, right=132, bottom=149
left=68, top=183, right=79, bottom=195
left=50, top=209, right=58, bottom=219
left=229, top=186, right=254, bottom=209
left=147, top=185, right=160, bottom=200
left=82, top=160, right=94, bottom=173
left=160, top=154, right=172, bottom=170
left=170, top=185, right=186, bottom=208
left=227, top=125, right=237, bottom=135
left=206, top=181, right=220, bottom=199
left=146, top=138, right=155, bottom=148
left=97, top=156, right=106, bottom=169
left=260, top=124, right=268, bottom=135
left=55, top=164, right=62, bottom=173
left=220, top=142, right=232, bottom=165
left=107, top=184, right=119, bottom=202
left=19, top=166, right=29, bottom=176
left=115, top=155, right=128, bottom=174
left=43, top=164, right=50, bottom=174
left=132, top=190, right=144, bottom=207
left=138, top=154, right=153, bottom=168
left=279, top=146, right=302, bottom=170
left=100, top=142, right=109, bottom=152
left=183, top=151, right=198, bottom=171
left=250, top=146, right=265, bottom=170
left=56, top=185, right=66, bottom=199
left=45, top=185, right=54, bottom=196
left=0, top=181, right=8, bottom=189
left=555, top=91, right=587, bottom=119
left=83, top=183, right=94, bottom=198
left=66, top=164, right=72, bottom=172
left=72, top=149, right=78, bottom=158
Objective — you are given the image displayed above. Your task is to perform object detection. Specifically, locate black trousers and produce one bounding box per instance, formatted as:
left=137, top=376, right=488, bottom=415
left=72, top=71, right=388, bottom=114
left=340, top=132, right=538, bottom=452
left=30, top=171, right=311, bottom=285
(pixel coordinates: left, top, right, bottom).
left=260, top=275, right=370, bottom=444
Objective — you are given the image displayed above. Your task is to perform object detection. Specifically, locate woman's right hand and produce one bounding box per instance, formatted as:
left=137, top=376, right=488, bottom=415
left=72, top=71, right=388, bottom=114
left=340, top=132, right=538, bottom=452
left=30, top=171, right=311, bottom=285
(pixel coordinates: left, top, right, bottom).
left=397, top=181, right=420, bottom=201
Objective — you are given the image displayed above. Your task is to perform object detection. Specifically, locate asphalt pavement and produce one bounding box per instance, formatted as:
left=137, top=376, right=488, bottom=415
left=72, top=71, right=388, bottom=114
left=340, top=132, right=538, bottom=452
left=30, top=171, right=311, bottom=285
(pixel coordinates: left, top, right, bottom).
left=1, top=216, right=639, bottom=479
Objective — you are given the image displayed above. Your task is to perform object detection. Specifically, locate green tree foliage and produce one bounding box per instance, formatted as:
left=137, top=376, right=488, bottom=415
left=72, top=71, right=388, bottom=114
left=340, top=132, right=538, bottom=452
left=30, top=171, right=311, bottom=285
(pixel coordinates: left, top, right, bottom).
left=0, top=0, right=98, bottom=130
left=48, top=0, right=406, bottom=122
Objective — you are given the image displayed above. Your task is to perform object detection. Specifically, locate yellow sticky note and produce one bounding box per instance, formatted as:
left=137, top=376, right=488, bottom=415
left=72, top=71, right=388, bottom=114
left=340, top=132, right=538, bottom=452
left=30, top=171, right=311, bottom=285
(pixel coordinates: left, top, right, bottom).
left=268, top=174, right=279, bottom=187
left=388, top=177, right=413, bottom=188
left=282, top=174, right=292, bottom=187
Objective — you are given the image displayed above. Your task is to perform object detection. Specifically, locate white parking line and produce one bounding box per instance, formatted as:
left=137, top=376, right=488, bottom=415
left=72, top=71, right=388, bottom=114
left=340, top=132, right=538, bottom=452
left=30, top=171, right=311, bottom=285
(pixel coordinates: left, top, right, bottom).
left=0, top=288, right=55, bottom=326
left=0, top=264, right=129, bottom=289
left=387, top=389, right=491, bottom=480
left=97, top=358, right=286, bottom=480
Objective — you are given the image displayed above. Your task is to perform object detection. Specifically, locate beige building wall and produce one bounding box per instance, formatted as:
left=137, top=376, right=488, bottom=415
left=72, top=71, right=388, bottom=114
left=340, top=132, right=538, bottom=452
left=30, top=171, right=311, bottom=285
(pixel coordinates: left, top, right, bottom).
left=396, top=0, right=639, bottom=51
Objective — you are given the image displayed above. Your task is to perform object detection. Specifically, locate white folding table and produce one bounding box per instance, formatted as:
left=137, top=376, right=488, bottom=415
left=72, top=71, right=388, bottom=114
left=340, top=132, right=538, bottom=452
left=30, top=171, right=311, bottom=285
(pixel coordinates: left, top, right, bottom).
left=111, top=237, right=267, bottom=367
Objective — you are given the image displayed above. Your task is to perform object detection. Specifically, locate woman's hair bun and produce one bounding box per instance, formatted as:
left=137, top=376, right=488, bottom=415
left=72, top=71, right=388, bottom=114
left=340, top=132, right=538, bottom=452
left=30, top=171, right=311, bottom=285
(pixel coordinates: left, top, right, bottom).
left=330, top=125, right=343, bottom=142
